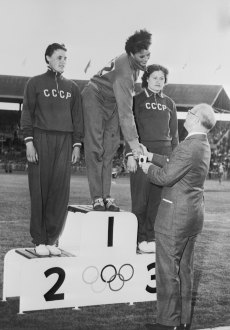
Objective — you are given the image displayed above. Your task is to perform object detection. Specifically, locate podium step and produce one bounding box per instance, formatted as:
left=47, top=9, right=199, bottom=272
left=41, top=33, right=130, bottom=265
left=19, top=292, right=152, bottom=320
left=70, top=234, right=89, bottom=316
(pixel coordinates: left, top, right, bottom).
left=67, top=205, right=93, bottom=213
left=67, top=205, right=123, bottom=213
left=15, top=248, right=76, bottom=259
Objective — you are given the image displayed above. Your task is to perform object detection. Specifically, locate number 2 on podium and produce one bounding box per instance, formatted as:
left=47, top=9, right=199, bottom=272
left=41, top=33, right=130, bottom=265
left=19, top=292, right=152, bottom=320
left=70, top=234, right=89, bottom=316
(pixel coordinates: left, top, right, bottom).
left=44, top=267, right=65, bottom=301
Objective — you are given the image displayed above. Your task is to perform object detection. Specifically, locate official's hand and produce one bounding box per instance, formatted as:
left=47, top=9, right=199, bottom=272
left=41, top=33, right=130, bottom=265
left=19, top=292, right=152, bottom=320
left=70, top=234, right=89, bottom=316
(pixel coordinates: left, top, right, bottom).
left=127, top=156, right=137, bottom=173
left=140, top=162, right=152, bottom=174
left=139, top=143, right=148, bottom=156
left=26, top=141, right=38, bottom=163
left=139, top=143, right=153, bottom=161
left=72, top=146, right=80, bottom=164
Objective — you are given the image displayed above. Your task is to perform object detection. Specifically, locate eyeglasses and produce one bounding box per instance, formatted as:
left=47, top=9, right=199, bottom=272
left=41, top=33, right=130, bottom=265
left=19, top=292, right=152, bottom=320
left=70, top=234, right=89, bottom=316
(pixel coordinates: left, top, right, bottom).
left=188, top=109, right=199, bottom=119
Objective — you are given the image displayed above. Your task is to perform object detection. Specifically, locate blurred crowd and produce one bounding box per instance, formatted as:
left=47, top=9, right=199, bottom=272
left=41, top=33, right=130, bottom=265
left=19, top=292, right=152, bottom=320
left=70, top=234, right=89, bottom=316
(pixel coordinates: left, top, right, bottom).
left=1, top=122, right=230, bottom=179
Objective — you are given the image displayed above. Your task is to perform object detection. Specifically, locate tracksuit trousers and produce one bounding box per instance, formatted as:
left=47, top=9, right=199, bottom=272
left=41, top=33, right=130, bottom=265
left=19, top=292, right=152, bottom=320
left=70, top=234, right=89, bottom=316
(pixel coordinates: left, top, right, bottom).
left=130, top=142, right=172, bottom=243
left=82, top=83, right=120, bottom=201
left=28, top=129, right=72, bottom=245
left=155, top=232, right=197, bottom=326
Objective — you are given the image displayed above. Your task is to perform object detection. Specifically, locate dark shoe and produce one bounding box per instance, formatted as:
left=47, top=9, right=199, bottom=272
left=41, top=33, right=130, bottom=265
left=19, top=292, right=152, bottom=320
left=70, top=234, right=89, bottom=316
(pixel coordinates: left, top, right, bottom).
left=92, top=198, right=105, bottom=211
left=104, top=198, right=120, bottom=212
left=145, top=323, right=179, bottom=330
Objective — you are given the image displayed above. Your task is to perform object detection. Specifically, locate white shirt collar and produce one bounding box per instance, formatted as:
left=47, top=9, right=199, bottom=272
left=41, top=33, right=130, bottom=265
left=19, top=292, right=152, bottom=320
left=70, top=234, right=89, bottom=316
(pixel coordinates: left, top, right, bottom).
left=186, top=132, right=207, bottom=139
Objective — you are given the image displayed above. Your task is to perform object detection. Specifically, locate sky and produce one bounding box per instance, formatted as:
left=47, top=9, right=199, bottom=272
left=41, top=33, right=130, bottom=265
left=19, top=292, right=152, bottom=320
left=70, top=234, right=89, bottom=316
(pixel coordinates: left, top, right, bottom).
left=1, top=0, right=230, bottom=96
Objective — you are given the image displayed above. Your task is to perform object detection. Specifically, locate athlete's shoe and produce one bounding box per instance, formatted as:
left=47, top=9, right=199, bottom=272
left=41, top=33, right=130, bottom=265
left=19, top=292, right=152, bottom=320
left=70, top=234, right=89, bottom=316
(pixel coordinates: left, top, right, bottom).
left=147, top=241, right=156, bottom=253
left=46, top=245, right=62, bottom=256
left=104, top=198, right=120, bottom=212
left=138, top=241, right=155, bottom=254
left=93, top=198, right=105, bottom=211
left=34, top=244, right=50, bottom=256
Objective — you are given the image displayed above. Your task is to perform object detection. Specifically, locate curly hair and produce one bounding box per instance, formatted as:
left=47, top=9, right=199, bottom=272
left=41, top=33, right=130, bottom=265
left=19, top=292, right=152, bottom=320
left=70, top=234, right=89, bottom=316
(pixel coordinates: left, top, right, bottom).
left=45, top=43, right=67, bottom=64
left=141, top=64, right=169, bottom=88
left=125, top=29, right=152, bottom=55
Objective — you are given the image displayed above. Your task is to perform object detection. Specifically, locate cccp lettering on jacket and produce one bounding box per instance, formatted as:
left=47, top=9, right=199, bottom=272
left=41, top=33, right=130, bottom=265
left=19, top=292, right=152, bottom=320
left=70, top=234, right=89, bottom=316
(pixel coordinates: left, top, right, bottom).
left=43, top=89, right=71, bottom=99
left=145, top=102, right=167, bottom=111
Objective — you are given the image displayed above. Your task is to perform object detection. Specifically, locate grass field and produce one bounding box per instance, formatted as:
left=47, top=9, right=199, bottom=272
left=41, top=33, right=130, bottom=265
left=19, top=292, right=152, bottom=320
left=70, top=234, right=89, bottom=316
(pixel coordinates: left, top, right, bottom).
left=0, top=172, right=230, bottom=330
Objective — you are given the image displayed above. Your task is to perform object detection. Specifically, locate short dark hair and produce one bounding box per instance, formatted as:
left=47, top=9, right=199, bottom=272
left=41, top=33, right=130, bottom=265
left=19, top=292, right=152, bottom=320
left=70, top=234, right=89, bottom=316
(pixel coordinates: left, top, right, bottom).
left=141, top=64, right=169, bottom=88
left=45, top=43, right=67, bottom=64
left=125, top=29, right=152, bottom=55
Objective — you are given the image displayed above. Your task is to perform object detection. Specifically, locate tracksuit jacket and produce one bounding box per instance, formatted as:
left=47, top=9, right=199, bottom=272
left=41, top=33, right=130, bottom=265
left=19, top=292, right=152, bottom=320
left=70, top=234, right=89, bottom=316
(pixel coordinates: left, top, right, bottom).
left=21, top=68, right=84, bottom=146
left=126, top=88, right=178, bottom=155
left=91, top=53, right=145, bottom=149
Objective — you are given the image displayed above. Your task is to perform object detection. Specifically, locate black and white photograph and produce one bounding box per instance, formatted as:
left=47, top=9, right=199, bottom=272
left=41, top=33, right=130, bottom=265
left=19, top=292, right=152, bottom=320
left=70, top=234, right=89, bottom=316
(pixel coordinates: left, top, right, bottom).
left=0, top=0, right=230, bottom=329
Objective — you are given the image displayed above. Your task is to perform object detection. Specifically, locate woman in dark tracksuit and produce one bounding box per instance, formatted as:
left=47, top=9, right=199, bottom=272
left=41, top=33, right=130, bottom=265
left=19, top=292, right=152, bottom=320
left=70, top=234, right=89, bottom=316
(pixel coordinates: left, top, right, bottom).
left=126, top=64, right=179, bottom=254
left=20, top=43, right=84, bottom=256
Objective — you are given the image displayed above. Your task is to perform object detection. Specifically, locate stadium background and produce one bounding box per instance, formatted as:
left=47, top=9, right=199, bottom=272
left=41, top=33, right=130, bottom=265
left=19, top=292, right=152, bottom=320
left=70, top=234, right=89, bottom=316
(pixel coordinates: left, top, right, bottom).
left=0, top=74, right=230, bottom=179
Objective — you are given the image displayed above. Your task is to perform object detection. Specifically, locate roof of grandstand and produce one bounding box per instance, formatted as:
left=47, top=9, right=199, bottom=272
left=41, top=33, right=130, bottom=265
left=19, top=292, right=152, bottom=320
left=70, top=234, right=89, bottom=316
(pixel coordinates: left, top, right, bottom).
left=164, top=84, right=230, bottom=113
left=0, top=75, right=29, bottom=103
left=0, top=74, right=230, bottom=112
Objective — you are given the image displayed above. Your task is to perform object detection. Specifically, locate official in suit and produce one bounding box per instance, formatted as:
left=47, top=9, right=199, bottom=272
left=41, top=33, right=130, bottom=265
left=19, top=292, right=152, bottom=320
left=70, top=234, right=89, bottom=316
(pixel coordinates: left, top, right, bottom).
left=139, top=103, right=216, bottom=330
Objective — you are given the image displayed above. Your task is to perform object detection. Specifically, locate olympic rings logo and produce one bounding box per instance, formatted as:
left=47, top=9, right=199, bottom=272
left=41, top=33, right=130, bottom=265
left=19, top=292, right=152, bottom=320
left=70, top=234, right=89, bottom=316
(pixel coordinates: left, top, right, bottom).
left=82, top=263, right=134, bottom=293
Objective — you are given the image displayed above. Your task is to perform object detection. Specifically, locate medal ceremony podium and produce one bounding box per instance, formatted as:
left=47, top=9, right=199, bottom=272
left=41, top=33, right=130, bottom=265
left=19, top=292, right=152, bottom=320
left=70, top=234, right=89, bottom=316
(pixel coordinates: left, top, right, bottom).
left=2, top=205, right=156, bottom=314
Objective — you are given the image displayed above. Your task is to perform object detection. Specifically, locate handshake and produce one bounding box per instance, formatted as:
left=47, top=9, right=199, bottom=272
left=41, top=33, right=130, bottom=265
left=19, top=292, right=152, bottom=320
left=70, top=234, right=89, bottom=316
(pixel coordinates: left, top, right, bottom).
left=132, top=143, right=152, bottom=161
left=131, top=144, right=153, bottom=174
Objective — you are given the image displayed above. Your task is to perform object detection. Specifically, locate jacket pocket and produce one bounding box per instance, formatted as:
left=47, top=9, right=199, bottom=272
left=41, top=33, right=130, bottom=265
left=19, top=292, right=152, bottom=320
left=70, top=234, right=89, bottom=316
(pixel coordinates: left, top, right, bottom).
left=155, top=199, right=174, bottom=232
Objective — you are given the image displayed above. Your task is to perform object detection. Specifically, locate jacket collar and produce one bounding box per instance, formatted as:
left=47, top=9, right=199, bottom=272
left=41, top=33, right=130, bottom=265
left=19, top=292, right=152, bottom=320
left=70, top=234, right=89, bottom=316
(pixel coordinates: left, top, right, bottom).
left=128, top=54, right=146, bottom=72
left=47, top=66, right=63, bottom=78
left=144, top=88, right=164, bottom=98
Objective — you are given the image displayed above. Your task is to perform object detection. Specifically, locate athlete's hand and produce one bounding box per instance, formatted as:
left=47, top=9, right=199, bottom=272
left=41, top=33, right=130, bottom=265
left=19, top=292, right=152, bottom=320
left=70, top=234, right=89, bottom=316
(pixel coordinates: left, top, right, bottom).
left=26, top=141, right=38, bottom=163
left=131, top=144, right=143, bottom=159
left=127, top=156, right=137, bottom=173
left=72, top=146, right=80, bottom=164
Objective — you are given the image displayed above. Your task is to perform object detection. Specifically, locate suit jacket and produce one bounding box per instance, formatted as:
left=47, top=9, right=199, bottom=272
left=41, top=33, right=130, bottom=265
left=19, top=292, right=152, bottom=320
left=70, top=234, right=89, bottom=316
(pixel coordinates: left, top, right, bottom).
left=147, top=134, right=211, bottom=237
